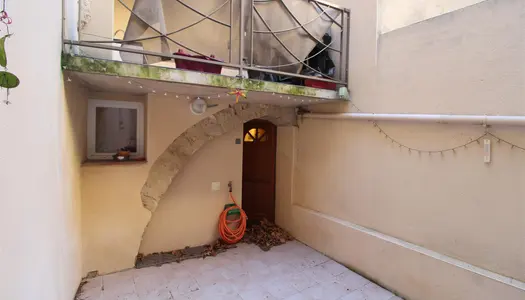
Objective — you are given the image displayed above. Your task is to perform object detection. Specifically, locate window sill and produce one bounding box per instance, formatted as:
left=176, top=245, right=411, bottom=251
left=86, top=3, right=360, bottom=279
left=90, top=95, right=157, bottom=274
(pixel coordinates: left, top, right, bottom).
left=82, top=158, right=148, bottom=166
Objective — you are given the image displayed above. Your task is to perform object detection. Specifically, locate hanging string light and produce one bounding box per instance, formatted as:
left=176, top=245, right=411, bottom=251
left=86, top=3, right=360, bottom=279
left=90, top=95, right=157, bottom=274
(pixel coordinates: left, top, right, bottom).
left=122, top=78, right=327, bottom=104
left=65, top=74, right=525, bottom=154
left=346, top=100, right=525, bottom=155
left=68, top=73, right=330, bottom=104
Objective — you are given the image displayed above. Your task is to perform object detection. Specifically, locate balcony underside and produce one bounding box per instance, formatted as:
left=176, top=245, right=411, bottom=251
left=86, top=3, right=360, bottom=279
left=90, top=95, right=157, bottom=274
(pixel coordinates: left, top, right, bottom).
left=62, top=54, right=348, bottom=107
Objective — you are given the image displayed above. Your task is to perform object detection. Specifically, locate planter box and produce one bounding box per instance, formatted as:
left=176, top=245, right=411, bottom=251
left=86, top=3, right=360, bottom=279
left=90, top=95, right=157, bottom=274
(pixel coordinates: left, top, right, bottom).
left=304, top=78, right=336, bottom=90
left=174, top=49, right=222, bottom=74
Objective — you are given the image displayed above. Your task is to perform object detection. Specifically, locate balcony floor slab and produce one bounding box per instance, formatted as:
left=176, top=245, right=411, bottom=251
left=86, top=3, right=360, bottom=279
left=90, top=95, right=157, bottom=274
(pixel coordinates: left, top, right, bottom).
left=62, top=54, right=348, bottom=107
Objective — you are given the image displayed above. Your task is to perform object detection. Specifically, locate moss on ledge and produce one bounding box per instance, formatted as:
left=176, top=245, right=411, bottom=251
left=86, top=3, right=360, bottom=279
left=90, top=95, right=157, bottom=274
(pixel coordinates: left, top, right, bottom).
left=62, top=53, right=343, bottom=99
left=61, top=54, right=171, bottom=81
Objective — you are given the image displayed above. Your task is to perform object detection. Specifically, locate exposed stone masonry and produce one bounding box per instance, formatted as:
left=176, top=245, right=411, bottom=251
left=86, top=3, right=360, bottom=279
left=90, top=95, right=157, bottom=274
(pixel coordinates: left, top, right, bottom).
left=140, top=103, right=296, bottom=212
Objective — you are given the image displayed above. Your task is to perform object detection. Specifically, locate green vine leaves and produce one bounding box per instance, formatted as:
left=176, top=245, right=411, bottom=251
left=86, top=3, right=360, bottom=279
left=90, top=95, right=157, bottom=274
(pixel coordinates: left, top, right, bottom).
left=0, top=9, right=20, bottom=105
left=0, top=34, right=9, bottom=67
left=0, top=35, right=19, bottom=88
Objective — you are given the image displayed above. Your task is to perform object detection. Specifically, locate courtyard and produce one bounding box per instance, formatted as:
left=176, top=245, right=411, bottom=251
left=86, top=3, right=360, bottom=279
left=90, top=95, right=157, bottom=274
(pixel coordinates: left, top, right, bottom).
left=78, top=241, right=401, bottom=300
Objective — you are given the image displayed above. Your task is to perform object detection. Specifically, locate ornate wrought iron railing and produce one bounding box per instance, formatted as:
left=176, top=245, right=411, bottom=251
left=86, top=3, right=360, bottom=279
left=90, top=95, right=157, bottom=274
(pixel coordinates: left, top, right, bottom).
left=63, top=0, right=350, bottom=87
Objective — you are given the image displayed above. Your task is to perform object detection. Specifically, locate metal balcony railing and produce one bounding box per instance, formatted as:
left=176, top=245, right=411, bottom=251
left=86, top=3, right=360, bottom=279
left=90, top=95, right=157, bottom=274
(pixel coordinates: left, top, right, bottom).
left=63, top=0, right=350, bottom=88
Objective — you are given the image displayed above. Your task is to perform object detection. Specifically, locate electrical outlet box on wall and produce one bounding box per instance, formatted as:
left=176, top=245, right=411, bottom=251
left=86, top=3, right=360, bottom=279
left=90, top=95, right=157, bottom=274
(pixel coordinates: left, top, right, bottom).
left=484, top=139, right=491, bottom=163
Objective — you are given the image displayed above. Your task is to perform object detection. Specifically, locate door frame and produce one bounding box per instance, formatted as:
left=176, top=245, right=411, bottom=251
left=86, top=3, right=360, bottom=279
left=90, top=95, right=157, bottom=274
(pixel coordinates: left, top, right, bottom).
left=241, top=119, right=277, bottom=222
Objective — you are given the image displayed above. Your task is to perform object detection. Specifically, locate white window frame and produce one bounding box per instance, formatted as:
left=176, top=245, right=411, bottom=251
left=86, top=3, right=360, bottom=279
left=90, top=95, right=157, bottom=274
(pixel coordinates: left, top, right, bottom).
left=87, top=99, right=145, bottom=160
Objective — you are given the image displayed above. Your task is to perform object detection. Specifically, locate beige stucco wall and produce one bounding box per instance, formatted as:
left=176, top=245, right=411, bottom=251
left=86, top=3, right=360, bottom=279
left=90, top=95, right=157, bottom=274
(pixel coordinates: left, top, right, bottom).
left=275, top=127, right=296, bottom=227
left=0, top=1, right=84, bottom=300
left=140, top=128, right=242, bottom=254
left=81, top=91, right=149, bottom=275
left=61, top=79, right=89, bottom=293
left=80, top=92, right=241, bottom=274
left=113, top=0, right=135, bottom=40
left=379, top=0, right=487, bottom=34
left=81, top=159, right=151, bottom=274
left=79, top=0, right=114, bottom=59
left=276, top=0, right=525, bottom=299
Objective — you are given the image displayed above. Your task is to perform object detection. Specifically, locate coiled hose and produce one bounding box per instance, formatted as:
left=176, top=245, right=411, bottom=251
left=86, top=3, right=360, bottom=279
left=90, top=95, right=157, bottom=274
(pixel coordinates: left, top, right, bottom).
left=218, top=185, right=247, bottom=244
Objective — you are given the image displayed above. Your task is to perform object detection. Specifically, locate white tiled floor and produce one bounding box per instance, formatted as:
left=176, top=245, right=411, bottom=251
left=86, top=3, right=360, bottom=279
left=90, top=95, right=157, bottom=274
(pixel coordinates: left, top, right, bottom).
left=78, top=241, right=402, bottom=300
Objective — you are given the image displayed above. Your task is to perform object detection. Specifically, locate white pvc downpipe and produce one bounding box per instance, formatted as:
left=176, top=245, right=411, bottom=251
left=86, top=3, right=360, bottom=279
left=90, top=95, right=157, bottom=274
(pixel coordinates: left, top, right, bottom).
left=304, top=113, right=525, bottom=126
left=64, top=0, right=80, bottom=55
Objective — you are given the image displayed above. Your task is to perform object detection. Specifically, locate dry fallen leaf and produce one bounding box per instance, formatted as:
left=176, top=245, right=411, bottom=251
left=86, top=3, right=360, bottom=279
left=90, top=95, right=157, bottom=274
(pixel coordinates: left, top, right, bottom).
left=241, top=219, right=294, bottom=251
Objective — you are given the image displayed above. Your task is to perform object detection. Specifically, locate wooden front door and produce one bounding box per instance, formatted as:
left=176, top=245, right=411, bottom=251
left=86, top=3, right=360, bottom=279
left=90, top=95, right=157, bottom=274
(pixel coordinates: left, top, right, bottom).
left=242, top=120, right=277, bottom=223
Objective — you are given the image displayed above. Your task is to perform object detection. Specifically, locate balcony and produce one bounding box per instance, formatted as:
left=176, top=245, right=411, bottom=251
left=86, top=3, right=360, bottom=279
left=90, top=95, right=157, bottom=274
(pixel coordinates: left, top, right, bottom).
left=62, top=0, right=350, bottom=106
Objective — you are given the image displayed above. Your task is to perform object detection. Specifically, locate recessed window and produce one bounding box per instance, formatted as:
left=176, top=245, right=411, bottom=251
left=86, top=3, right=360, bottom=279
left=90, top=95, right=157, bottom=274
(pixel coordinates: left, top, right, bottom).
left=87, top=99, right=145, bottom=160
left=244, top=128, right=267, bottom=143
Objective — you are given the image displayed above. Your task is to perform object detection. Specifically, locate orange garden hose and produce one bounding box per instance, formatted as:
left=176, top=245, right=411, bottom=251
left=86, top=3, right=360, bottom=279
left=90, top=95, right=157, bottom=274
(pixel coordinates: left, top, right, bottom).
left=218, top=186, right=247, bottom=244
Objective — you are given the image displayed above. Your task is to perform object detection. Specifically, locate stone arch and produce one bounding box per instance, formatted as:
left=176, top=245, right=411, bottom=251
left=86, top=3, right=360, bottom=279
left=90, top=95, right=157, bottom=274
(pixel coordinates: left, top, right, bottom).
left=140, top=103, right=297, bottom=212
